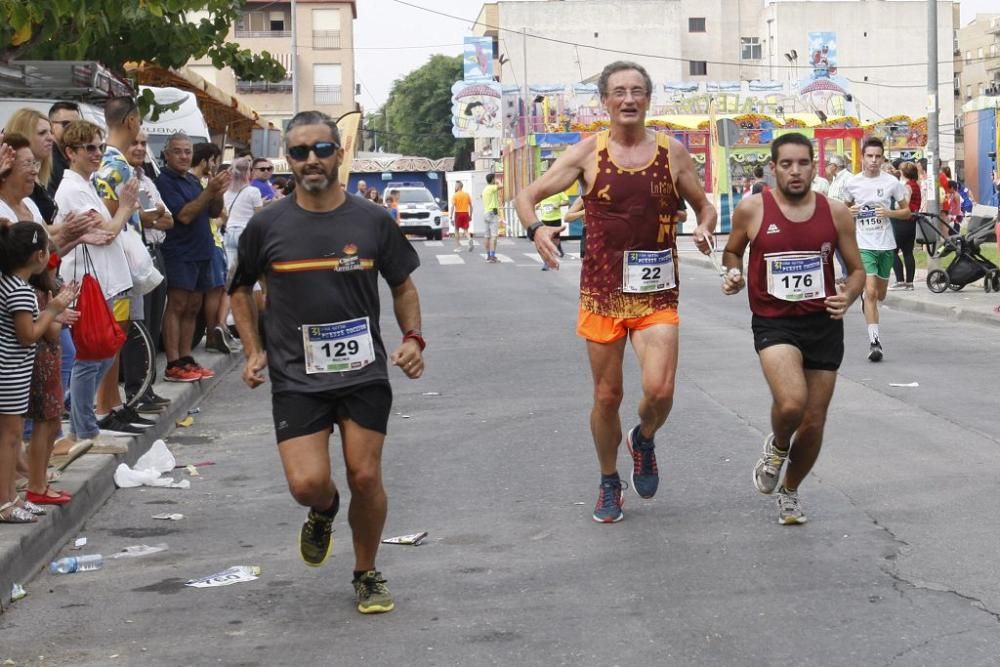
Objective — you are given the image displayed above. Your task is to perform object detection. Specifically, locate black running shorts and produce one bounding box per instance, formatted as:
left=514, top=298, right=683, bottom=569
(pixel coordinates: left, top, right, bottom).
left=271, top=382, right=393, bottom=443
left=751, top=312, right=844, bottom=371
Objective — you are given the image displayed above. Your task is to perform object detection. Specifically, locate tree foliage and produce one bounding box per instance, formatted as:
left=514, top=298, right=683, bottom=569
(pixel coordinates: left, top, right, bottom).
left=382, top=54, right=471, bottom=167
left=0, top=0, right=285, bottom=83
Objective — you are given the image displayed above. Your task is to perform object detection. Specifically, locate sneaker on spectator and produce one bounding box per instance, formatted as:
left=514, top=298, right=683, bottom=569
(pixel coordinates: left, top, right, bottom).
left=135, top=400, right=167, bottom=414
left=165, top=363, right=201, bottom=383
left=205, top=326, right=232, bottom=354
left=888, top=282, right=907, bottom=291
left=181, top=356, right=215, bottom=379
left=118, top=405, right=155, bottom=428
left=97, top=412, right=145, bottom=435
left=219, top=325, right=242, bottom=351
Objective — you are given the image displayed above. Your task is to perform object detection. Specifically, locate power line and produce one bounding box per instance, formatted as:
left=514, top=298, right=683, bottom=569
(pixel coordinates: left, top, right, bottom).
left=389, top=0, right=1000, bottom=71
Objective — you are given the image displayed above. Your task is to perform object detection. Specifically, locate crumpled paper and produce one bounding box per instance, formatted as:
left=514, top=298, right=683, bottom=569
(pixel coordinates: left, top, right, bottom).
left=113, top=440, right=191, bottom=489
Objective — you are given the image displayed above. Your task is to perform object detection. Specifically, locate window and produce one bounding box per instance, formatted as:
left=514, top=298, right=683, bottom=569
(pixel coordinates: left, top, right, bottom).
left=978, top=47, right=985, bottom=59
left=688, top=17, right=706, bottom=33
left=312, top=8, right=342, bottom=49
left=235, top=10, right=290, bottom=37
left=689, top=60, right=708, bottom=76
left=966, top=84, right=972, bottom=99
left=269, top=10, right=285, bottom=32
left=741, top=37, right=762, bottom=61
left=966, top=50, right=971, bottom=62
left=313, top=64, right=343, bottom=106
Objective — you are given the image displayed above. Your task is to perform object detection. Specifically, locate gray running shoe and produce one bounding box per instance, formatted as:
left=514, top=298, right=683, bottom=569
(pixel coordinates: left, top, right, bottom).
left=777, top=488, right=808, bottom=525
left=868, top=339, right=883, bottom=362
left=753, top=433, right=788, bottom=495
left=353, top=570, right=395, bottom=614
left=592, top=477, right=625, bottom=523
left=626, top=425, right=659, bottom=499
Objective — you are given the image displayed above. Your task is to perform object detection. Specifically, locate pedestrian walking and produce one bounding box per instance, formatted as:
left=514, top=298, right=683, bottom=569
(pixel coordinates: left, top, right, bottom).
left=514, top=61, right=717, bottom=523
left=890, top=162, right=921, bottom=290
left=721, top=132, right=864, bottom=525
left=481, top=173, right=501, bottom=262
left=230, top=110, right=423, bottom=614
left=450, top=181, right=473, bottom=252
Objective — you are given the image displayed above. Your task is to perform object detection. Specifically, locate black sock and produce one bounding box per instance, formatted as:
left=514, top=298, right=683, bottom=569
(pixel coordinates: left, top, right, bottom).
left=314, top=491, right=339, bottom=518
left=353, top=569, right=369, bottom=581
left=601, top=472, right=620, bottom=483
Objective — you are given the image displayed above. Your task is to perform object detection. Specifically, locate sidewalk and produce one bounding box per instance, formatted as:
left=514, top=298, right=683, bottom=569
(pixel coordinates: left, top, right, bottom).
left=0, top=349, right=242, bottom=611
left=677, top=237, right=1000, bottom=328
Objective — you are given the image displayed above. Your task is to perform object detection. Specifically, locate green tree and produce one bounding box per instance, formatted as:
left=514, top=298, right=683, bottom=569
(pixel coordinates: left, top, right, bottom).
left=0, top=1, right=285, bottom=84
left=383, top=54, right=471, bottom=168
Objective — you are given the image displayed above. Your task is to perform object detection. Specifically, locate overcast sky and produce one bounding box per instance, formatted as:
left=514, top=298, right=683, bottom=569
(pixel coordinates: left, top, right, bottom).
left=354, top=0, right=999, bottom=110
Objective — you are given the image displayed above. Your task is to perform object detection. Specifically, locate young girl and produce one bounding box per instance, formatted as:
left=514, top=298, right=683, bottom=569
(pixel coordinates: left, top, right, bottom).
left=0, top=222, right=78, bottom=523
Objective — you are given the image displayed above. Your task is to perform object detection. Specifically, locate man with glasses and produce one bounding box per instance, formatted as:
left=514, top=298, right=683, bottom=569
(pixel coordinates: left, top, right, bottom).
left=155, top=133, right=231, bottom=382
left=230, top=110, right=423, bottom=615
left=514, top=61, right=717, bottom=524
left=47, top=101, right=81, bottom=196
left=251, top=158, right=278, bottom=202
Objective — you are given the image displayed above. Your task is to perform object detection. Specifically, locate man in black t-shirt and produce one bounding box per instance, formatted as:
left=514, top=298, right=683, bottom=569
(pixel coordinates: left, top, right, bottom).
left=229, top=111, right=424, bottom=615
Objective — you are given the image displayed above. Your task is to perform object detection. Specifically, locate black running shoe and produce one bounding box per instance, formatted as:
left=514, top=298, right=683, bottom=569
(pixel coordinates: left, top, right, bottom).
left=118, top=405, right=156, bottom=427
left=97, top=412, right=145, bottom=435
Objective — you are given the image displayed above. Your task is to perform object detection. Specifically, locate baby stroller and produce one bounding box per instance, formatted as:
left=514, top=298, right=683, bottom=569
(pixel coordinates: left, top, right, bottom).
left=913, top=212, right=1000, bottom=293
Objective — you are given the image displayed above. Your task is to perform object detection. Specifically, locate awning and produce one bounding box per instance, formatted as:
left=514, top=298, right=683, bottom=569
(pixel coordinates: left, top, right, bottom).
left=124, top=63, right=266, bottom=143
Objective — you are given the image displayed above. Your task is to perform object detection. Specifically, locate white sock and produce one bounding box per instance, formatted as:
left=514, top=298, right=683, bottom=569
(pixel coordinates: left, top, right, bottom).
left=867, top=324, right=880, bottom=344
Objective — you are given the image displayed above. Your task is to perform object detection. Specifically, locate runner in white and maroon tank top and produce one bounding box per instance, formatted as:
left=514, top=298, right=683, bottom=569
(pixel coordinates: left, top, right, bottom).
left=721, top=133, right=865, bottom=526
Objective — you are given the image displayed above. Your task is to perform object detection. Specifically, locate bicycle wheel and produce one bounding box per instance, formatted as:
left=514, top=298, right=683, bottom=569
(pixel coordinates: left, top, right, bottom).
left=123, top=321, right=156, bottom=410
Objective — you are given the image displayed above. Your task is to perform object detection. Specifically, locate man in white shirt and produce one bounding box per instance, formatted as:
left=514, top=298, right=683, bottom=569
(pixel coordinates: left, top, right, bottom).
left=842, top=137, right=910, bottom=362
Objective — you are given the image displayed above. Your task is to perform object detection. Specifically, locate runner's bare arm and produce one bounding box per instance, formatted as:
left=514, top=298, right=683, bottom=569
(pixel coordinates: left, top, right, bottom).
left=389, top=277, right=423, bottom=379
left=564, top=198, right=585, bottom=223
left=231, top=287, right=267, bottom=388
left=514, top=136, right=594, bottom=269
left=669, top=137, right=717, bottom=254
left=826, top=200, right=865, bottom=318
left=721, top=197, right=756, bottom=295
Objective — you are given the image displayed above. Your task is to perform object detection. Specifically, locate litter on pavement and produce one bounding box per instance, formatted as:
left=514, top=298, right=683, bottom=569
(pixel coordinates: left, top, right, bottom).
left=152, top=513, right=184, bottom=521
left=382, top=531, right=428, bottom=546
left=186, top=566, right=261, bottom=588
left=175, top=416, right=194, bottom=428
left=10, top=583, right=25, bottom=601
left=110, top=543, right=169, bottom=559
left=114, top=440, right=191, bottom=489
left=71, top=537, right=87, bottom=550
left=889, top=382, right=920, bottom=388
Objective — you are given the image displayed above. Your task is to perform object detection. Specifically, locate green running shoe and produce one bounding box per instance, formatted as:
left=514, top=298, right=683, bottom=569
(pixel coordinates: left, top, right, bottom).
left=353, top=570, right=395, bottom=614
left=299, top=499, right=337, bottom=567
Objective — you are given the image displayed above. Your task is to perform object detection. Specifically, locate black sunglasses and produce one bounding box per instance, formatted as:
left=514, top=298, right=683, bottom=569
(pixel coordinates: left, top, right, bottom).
left=70, top=143, right=106, bottom=154
left=286, top=142, right=339, bottom=162
left=255, top=165, right=274, bottom=172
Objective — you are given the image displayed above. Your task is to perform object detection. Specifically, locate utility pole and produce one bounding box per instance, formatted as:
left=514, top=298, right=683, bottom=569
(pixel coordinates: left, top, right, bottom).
left=291, top=0, right=299, bottom=116
left=925, top=0, right=939, bottom=215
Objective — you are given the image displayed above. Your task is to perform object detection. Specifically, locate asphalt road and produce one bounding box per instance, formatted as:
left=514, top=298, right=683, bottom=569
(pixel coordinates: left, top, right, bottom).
left=3, top=238, right=999, bottom=666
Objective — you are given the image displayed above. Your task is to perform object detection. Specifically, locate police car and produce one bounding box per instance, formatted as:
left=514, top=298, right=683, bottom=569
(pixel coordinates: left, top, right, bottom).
left=387, top=182, right=445, bottom=240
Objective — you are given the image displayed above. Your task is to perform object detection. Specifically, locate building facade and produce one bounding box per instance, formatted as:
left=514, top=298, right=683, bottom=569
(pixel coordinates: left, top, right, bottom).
left=475, top=0, right=957, bottom=159
left=188, top=0, right=357, bottom=131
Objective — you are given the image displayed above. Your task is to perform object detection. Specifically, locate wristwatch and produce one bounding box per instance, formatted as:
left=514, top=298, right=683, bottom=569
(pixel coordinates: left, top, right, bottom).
left=403, top=329, right=426, bottom=351
left=526, top=221, right=543, bottom=240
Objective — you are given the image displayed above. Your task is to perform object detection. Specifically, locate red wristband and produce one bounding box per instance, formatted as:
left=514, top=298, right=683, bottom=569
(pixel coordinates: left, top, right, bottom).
left=403, top=330, right=425, bottom=351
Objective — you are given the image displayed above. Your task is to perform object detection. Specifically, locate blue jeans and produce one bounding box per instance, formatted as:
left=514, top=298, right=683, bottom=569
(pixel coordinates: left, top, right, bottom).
left=70, top=356, right=114, bottom=439
left=61, top=327, right=75, bottom=409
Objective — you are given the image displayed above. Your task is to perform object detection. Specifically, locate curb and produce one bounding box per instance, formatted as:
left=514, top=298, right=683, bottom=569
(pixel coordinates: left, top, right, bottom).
left=678, top=251, right=1000, bottom=328
left=0, top=350, right=242, bottom=611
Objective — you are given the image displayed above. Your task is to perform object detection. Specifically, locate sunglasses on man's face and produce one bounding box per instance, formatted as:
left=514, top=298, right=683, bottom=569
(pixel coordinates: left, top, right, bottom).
left=286, top=142, right=339, bottom=162
left=255, top=165, right=274, bottom=172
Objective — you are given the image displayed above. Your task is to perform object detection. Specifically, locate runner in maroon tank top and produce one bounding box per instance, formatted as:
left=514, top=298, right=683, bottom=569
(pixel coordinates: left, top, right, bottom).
left=721, top=133, right=864, bottom=526
left=514, top=61, right=717, bottom=524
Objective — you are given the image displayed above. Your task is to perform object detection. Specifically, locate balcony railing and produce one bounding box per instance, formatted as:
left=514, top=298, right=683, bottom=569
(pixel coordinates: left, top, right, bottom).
left=237, top=79, right=293, bottom=93
left=313, top=84, right=342, bottom=105
left=235, top=29, right=291, bottom=39
left=312, top=30, right=341, bottom=49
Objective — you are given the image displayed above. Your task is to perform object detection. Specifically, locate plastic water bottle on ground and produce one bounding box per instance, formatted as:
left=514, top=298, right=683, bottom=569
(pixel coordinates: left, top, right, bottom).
left=49, top=554, right=104, bottom=574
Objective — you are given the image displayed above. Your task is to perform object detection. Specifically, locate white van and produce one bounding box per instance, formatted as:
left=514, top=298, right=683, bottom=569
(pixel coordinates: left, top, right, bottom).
left=139, top=86, right=211, bottom=164
left=0, top=97, right=105, bottom=129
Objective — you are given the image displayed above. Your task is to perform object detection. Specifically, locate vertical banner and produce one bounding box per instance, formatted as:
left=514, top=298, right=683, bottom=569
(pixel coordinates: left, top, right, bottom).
left=708, top=97, right=720, bottom=201
left=463, top=36, right=494, bottom=82
left=336, top=111, right=362, bottom=187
